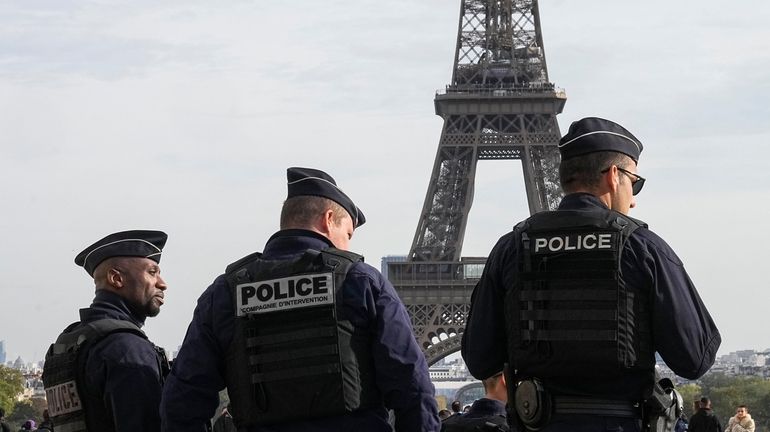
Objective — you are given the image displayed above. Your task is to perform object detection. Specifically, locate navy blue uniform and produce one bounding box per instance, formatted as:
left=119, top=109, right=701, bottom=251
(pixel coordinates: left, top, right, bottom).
left=441, top=398, right=508, bottom=431
left=462, top=193, right=721, bottom=430
left=161, top=229, right=439, bottom=432
left=78, top=290, right=166, bottom=432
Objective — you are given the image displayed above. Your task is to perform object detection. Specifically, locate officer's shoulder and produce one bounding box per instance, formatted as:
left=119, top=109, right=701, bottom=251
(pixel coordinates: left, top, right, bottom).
left=92, top=331, right=158, bottom=366
left=485, top=229, right=520, bottom=261
left=627, top=223, right=685, bottom=266
left=326, top=250, right=385, bottom=285
left=346, top=258, right=381, bottom=280
left=321, top=247, right=363, bottom=263
left=225, top=251, right=263, bottom=274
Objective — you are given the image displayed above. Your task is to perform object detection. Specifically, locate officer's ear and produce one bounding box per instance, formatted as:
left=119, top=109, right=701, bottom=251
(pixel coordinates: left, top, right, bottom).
left=319, top=208, right=336, bottom=235
left=604, top=165, right=620, bottom=193
left=106, top=267, right=125, bottom=288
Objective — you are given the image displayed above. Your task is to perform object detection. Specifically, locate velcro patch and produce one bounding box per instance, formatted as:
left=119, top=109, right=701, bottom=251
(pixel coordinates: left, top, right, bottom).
left=46, top=380, right=82, bottom=416
left=531, top=232, right=617, bottom=254
left=236, top=273, right=334, bottom=316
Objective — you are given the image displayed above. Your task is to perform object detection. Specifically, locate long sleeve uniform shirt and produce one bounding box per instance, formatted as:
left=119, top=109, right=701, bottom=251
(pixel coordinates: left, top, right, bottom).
left=79, top=290, right=165, bottom=432
left=462, top=193, right=721, bottom=399
left=161, top=229, right=439, bottom=432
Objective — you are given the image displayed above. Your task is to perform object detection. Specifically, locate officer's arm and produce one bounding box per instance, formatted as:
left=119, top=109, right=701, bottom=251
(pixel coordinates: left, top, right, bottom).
left=98, top=335, right=164, bottom=432
left=161, top=276, right=233, bottom=432
left=642, top=233, right=721, bottom=379
left=362, top=270, right=440, bottom=432
left=461, top=233, right=513, bottom=380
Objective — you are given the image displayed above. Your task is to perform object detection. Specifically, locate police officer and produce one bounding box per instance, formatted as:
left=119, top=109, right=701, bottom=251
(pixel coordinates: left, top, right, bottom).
left=441, top=372, right=509, bottom=432
left=461, top=117, right=721, bottom=432
left=160, top=167, right=439, bottom=432
left=42, top=230, right=170, bottom=432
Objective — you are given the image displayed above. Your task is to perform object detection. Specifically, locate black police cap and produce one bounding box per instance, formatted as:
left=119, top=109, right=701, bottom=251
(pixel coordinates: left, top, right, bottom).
left=74, top=230, right=168, bottom=276
left=286, top=167, right=366, bottom=228
left=558, top=117, right=643, bottom=163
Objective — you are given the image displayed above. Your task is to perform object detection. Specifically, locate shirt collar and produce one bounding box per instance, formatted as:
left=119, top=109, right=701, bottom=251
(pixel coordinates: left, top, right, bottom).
left=263, top=229, right=335, bottom=259
left=557, top=192, right=609, bottom=211
left=79, top=290, right=145, bottom=327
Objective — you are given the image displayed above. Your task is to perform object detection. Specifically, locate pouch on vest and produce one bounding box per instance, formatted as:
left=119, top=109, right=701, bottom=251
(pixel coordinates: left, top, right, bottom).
left=514, top=378, right=552, bottom=431
left=504, top=209, right=653, bottom=381
left=224, top=248, right=382, bottom=427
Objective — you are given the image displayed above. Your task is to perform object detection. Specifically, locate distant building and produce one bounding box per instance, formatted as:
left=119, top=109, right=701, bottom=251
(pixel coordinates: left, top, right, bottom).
left=19, top=372, right=46, bottom=401
left=429, top=356, right=472, bottom=381
left=711, top=349, right=770, bottom=377
left=747, top=353, right=766, bottom=367
left=0, top=340, right=6, bottom=364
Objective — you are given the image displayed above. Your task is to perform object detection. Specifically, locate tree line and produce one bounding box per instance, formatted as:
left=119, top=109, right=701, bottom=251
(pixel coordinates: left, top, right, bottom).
left=678, top=372, right=770, bottom=430
left=2, top=364, right=769, bottom=429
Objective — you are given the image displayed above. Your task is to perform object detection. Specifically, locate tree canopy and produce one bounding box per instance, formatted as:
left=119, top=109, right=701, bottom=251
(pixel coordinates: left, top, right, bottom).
left=698, top=373, right=770, bottom=431
left=0, top=365, right=24, bottom=415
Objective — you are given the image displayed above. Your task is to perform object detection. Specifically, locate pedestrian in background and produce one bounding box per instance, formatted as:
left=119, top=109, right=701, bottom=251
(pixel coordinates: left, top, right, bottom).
left=689, top=397, right=721, bottom=432
left=441, top=372, right=509, bottom=432
left=724, top=405, right=754, bottom=432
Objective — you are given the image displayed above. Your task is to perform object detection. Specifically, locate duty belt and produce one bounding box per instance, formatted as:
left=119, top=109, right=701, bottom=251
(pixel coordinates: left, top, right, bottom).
left=553, top=396, right=640, bottom=418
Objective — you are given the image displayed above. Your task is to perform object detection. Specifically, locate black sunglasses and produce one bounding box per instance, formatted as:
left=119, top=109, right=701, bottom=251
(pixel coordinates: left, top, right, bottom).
left=601, top=166, right=646, bottom=195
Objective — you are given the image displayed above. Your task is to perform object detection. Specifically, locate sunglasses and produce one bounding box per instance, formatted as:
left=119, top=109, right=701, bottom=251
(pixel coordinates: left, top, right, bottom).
left=601, top=166, right=646, bottom=195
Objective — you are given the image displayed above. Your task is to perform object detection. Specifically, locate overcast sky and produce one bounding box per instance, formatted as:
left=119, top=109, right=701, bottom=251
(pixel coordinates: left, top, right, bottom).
left=1, top=0, right=768, bottom=365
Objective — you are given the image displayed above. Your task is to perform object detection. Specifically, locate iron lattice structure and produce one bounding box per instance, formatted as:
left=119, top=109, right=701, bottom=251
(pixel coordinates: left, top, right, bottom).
left=388, top=0, right=566, bottom=365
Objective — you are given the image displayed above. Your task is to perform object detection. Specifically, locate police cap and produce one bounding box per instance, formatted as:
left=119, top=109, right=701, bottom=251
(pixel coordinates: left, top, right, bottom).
left=75, top=230, right=168, bottom=276
left=286, top=167, right=365, bottom=227
left=558, top=117, right=643, bottom=163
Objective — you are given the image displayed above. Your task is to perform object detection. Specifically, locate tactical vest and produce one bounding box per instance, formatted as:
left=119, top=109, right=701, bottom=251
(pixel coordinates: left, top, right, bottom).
left=224, top=248, right=382, bottom=427
left=504, top=208, right=654, bottom=381
left=42, top=318, right=169, bottom=432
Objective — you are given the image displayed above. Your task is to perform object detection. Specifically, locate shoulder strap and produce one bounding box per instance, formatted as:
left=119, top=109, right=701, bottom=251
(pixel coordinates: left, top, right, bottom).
left=225, top=248, right=363, bottom=284
left=319, top=247, right=364, bottom=264
left=608, top=212, right=645, bottom=251
left=226, top=251, right=263, bottom=275
left=51, top=318, right=146, bottom=355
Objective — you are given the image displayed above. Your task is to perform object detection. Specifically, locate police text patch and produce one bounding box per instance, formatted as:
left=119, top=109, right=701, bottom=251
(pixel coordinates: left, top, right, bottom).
left=46, top=380, right=83, bottom=417
left=531, top=232, right=616, bottom=254
left=236, top=273, right=334, bottom=316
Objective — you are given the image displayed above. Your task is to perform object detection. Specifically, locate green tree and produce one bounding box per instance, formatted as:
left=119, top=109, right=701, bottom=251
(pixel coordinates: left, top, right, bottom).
left=8, top=400, right=36, bottom=427
left=677, top=383, right=702, bottom=418
left=698, top=373, right=770, bottom=429
left=0, top=365, right=24, bottom=415
left=755, top=391, right=770, bottom=431
left=8, top=398, right=47, bottom=428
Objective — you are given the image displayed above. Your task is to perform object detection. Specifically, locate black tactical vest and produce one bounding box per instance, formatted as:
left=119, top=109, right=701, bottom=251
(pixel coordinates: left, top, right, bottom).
left=42, top=319, right=169, bottom=432
left=504, top=208, right=654, bottom=381
left=224, top=248, right=382, bottom=427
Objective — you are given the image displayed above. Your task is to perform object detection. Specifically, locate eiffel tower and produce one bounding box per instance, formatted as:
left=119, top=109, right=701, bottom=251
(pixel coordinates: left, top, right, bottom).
left=387, top=0, right=566, bottom=365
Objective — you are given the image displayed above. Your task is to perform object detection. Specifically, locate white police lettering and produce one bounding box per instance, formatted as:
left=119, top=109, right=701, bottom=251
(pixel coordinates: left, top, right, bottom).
left=533, top=233, right=614, bottom=253
left=236, top=273, right=334, bottom=316
left=45, top=380, right=82, bottom=417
